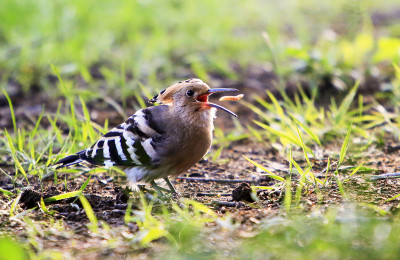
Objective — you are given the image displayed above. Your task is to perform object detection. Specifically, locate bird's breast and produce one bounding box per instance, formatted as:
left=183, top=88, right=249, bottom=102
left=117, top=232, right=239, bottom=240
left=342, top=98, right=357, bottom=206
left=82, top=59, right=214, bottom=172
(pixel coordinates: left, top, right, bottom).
left=154, top=119, right=214, bottom=175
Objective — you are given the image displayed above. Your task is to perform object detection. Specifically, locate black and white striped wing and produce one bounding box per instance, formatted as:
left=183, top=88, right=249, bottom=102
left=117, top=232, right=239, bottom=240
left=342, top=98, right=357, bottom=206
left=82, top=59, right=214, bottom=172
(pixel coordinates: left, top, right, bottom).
left=80, top=109, right=159, bottom=167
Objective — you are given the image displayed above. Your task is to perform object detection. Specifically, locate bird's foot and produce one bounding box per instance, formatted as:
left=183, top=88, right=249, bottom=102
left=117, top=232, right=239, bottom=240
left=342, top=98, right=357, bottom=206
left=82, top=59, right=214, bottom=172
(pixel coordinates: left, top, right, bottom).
left=163, top=177, right=178, bottom=194
left=148, top=180, right=181, bottom=202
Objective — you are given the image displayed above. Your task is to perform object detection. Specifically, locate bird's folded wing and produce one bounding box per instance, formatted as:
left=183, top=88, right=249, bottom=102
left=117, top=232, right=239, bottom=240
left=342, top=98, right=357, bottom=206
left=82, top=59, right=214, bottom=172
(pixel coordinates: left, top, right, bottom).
left=80, top=109, right=161, bottom=167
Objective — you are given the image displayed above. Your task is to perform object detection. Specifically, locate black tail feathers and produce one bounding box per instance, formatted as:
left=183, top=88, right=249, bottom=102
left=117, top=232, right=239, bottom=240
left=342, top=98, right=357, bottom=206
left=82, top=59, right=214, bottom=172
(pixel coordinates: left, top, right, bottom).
left=54, top=152, right=84, bottom=169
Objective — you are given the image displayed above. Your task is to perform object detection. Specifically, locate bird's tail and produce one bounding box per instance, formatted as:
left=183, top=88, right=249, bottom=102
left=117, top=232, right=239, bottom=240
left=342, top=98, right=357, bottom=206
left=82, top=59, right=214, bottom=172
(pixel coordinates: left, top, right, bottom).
left=54, top=153, right=84, bottom=169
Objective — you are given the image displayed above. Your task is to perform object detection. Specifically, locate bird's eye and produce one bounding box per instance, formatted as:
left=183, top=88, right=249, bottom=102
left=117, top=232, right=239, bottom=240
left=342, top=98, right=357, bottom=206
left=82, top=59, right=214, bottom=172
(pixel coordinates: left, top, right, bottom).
left=186, top=90, right=195, bottom=97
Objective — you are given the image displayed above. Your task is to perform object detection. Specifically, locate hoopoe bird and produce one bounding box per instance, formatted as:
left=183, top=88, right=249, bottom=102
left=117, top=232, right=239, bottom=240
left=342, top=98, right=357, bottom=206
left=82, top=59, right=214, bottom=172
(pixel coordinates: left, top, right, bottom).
left=55, top=79, right=240, bottom=195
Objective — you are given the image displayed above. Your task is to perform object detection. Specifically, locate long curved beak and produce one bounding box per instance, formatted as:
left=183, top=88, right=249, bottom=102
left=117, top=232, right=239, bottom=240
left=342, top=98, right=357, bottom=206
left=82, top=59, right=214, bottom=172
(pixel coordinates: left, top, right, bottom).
left=208, top=88, right=239, bottom=94
left=204, top=88, right=239, bottom=117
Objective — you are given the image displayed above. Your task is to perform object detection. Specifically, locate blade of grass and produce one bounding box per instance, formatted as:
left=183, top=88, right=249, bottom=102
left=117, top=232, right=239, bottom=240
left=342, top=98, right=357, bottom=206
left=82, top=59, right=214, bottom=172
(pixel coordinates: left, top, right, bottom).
left=10, top=192, right=22, bottom=217
left=335, top=81, right=359, bottom=124
left=30, top=108, right=45, bottom=140
left=344, top=164, right=364, bottom=181
left=295, top=125, right=312, bottom=167
left=79, top=194, right=98, bottom=233
left=243, top=156, right=285, bottom=182
left=2, top=90, right=17, bottom=134
left=360, top=203, right=387, bottom=216
left=4, top=129, right=28, bottom=182
left=254, top=121, right=302, bottom=148
left=39, top=197, right=50, bottom=214
left=72, top=174, right=92, bottom=203
left=79, top=96, right=96, bottom=142
left=47, top=115, right=64, bottom=144
left=290, top=113, right=322, bottom=146
left=385, top=193, right=400, bottom=202
left=323, top=157, right=331, bottom=185
left=212, top=146, right=224, bottom=162
left=43, top=190, right=82, bottom=203
left=338, top=127, right=352, bottom=170
left=252, top=186, right=274, bottom=190
left=0, top=187, right=13, bottom=197
left=124, top=199, right=134, bottom=224
left=284, top=176, right=292, bottom=212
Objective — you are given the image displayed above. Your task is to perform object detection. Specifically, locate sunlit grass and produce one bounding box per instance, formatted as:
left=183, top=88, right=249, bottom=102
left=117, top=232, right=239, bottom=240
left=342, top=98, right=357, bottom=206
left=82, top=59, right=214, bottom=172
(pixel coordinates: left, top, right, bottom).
left=1, top=0, right=399, bottom=99
left=248, top=82, right=363, bottom=149
left=1, top=85, right=400, bottom=258
left=2, top=63, right=400, bottom=260
left=236, top=205, right=400, bottom=260
left=0, top=90, right=106, bottom=188
left=1, top=0, right=400, bottom=258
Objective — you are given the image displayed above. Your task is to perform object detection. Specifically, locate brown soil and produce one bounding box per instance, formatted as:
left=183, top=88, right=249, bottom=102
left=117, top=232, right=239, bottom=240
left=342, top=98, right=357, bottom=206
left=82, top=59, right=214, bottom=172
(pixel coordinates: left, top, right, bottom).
left=1, top=69, right=400, bottom=257
left=2, top=137, right=400, bottom=228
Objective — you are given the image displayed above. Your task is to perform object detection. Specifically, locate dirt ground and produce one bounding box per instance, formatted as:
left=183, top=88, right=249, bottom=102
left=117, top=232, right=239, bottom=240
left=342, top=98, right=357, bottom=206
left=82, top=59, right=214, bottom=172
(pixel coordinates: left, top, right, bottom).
left=1, top=70, right=400, bottom=257
left=1, top=137, right=400, bottom=257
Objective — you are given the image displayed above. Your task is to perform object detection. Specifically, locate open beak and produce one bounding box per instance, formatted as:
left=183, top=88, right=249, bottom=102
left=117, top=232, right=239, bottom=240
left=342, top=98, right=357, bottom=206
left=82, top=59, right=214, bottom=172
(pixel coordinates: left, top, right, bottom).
left=198, top=88, right=239, bottom=117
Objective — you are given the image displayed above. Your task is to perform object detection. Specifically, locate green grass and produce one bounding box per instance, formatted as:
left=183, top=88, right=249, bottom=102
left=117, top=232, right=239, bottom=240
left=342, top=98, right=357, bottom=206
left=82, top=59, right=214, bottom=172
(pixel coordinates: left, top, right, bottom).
left=2, top=200, right=399, bottom=259
left=2, top=0, right=400, bottom=258
left=1, top=0, right=400, bottom=97
left=3, top=70, right=400, bottom=258
left=237, top=206, right=400, bottom=260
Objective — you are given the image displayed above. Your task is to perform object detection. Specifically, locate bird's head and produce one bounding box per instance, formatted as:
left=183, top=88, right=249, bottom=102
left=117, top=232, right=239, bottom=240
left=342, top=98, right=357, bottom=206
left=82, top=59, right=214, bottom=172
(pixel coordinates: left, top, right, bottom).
left=149, top=79, right=238, bottom=117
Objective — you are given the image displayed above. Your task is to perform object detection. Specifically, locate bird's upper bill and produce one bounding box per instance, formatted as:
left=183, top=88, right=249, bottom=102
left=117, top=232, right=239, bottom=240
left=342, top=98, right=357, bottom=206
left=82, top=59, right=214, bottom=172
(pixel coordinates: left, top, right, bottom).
left=197, top=88, right=239, bottom=117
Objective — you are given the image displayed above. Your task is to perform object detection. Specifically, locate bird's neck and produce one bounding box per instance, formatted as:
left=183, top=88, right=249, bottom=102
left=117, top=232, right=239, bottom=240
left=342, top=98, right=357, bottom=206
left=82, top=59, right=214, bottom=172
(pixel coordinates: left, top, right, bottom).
left=171, top=104, right=216, bottom=131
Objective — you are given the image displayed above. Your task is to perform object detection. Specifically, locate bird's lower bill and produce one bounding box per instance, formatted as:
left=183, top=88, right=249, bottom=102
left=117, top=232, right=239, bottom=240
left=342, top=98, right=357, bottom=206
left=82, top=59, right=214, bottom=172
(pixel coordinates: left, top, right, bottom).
left=203, top=102, right=237, bottom=117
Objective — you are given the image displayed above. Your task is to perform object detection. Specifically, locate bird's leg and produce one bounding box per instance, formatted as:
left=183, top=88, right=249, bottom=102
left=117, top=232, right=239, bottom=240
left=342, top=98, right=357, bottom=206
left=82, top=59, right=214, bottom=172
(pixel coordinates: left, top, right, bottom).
left=163, top=177, right=177, bottom=194
left=123, top=185, right=132, bottom=197
left=150, top=180, right=166, bottom=198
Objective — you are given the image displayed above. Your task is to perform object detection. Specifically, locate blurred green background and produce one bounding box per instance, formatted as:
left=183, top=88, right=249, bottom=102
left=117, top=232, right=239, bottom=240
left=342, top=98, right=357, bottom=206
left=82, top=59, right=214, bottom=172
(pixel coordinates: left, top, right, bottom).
left=1, top=1, right=400, bottom=259
left=1, top=0, right=400, bottom=98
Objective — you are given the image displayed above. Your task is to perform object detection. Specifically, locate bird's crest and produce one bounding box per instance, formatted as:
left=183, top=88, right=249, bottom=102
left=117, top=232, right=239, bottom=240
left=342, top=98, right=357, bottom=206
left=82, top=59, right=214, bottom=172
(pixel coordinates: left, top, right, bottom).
left=149, top=78, right=207, bottom=104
